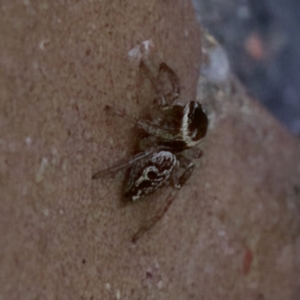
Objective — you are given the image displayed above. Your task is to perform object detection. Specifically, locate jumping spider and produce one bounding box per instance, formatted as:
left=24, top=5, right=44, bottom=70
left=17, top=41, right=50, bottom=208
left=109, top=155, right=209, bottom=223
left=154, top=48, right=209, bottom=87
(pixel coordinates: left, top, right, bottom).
left=92, top=61, right=208, bottom=242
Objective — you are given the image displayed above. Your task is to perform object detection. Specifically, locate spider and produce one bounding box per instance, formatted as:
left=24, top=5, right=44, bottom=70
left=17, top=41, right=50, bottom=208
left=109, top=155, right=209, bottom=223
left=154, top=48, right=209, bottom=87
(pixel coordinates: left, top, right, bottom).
left=92, top=61, right=208, bottom=242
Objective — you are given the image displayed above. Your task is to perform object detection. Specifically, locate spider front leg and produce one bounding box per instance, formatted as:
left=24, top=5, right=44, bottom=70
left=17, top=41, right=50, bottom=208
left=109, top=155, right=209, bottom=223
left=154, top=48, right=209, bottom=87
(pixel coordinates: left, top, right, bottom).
left=158, top=62, right=181, bottom=105
left=131, top=158, right=195, bottom=243
left=172, top=160, right=195, bottom=189
left=140, top=61, right=181, bottom=107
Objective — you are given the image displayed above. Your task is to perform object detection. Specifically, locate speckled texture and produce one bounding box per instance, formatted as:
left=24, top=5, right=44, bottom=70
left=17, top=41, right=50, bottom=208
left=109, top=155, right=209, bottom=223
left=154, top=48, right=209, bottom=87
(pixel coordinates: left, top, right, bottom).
left=0, top=1, right=299, bottom=300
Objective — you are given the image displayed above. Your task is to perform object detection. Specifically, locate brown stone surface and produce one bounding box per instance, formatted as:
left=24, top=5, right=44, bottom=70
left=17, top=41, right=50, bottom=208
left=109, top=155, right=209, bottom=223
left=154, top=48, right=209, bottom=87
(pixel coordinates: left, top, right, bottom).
left=0, top=1, right=299, bottom=299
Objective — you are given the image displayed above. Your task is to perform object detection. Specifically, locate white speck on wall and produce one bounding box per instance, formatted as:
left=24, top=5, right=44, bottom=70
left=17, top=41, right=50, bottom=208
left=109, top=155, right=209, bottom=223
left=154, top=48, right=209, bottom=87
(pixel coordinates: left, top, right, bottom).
left=43, top=208, right=49, bottom=217
left=59, top=209, right=64, bottom=215
left=105, top=283, right=111, bottom=290
left=25, top=136, right=32, bottom=146
left=51, top=146, right=57, bottom=156
left=128, top=45, right=142, bottom=61
left=141, top=39, right=154, bottom=53
left=39, top=39, right=50, bottom=50
left=23, top=0, right=30, bottom=6
left=157, top=280, right=163, bottom=289
left=218, top=230, right=226, bottom=237
left=205, top=182, right=211, bottom=189
left=89, top=23, right=96, bottom=30
left=240, top=104, right=252, bottom=116
left=116, top=289, right=121, bottom=299
left=32, top=61, right=39, bottom=70
left=62, top=159, right=68, bottom=172
left=83, top=130, right=92, bottom=141
left=108, top=137, right=114, bottom=146
left=36, top=157, right=49, bottom=182
left=184, top=29, right=189, bottom=37
left=128, top=39, right=154, bottom=62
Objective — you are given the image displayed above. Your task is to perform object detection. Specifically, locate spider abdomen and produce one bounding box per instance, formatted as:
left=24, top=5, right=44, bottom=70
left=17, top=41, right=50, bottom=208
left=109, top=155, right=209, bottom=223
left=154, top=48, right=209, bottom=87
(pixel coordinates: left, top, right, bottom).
left=124, top=150, right=177, bottom=201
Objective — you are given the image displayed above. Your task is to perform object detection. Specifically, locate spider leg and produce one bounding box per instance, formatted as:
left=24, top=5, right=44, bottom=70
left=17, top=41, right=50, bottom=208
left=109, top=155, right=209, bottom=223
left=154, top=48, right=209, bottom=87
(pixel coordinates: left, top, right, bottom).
left=139, top=61, right=181, bottom=107
left=159, top=62, right=181, bottom=104
left=139, top=61, right=167, bottom=107
left=92, top=147, right=161, bottom=179
left=131, top=190, right=176, bottom=243
left=103, top=105, right=137, bottom=125
left=176, top=162, right=195, bottom=188
left=92, top=145, right=174, bottom=179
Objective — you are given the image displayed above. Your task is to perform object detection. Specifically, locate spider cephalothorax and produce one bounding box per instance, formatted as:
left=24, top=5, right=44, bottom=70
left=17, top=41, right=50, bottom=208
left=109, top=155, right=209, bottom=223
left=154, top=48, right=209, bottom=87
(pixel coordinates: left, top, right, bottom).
left=137, top=100, right=208, bottom=152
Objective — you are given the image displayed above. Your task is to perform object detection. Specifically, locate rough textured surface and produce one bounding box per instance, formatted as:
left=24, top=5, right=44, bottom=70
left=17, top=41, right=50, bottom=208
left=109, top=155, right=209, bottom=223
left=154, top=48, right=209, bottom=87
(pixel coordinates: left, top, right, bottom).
left=0, top=1, right=299, bottom=300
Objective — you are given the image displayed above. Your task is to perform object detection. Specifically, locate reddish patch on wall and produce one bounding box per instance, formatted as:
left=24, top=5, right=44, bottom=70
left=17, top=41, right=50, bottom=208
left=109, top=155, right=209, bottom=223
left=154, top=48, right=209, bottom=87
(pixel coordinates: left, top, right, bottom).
left=243, top=247, right=254, bottom=275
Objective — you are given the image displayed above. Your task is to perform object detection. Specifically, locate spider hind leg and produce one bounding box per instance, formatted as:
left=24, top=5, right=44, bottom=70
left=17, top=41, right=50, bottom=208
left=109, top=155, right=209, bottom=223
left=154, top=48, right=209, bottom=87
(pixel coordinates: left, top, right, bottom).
left=131, top=157, right=195, bottom=243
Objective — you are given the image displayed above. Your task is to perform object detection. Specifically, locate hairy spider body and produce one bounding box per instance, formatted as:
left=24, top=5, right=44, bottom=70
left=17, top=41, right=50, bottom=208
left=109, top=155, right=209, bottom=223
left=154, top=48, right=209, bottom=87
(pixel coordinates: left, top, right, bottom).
left=92, top=61, right=208, bottom=242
